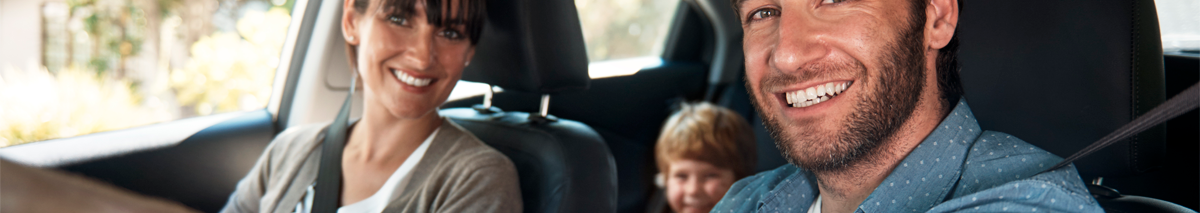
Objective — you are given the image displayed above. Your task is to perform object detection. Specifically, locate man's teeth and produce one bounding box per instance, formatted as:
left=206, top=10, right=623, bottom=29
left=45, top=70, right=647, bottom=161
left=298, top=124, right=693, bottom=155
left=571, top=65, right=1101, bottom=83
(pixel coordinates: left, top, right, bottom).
left=785, top=81, right=852, bottom=108
left=393, top=69, right=432, bottom=87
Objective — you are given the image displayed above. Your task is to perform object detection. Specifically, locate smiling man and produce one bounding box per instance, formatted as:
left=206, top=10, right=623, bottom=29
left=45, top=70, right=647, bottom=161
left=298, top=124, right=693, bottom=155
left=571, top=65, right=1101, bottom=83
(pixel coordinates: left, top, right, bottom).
left=711, top=0, right=1103, bottom=212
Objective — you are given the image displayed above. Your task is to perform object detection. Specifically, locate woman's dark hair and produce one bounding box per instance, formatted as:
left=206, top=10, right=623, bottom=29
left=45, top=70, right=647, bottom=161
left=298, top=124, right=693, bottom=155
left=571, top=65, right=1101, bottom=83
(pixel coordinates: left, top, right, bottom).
left=352, top=0, right=486, bottom=45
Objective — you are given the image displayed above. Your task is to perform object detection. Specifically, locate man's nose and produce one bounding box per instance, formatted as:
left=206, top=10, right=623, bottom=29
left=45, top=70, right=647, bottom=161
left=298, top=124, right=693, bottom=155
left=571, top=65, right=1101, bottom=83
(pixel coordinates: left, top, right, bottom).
left=771, top=11, right=830, bottom=74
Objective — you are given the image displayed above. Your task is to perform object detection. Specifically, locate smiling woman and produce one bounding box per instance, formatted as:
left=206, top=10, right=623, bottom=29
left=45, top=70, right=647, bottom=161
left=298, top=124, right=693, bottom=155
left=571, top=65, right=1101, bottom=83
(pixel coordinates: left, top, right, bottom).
left=219, top=0, right=522, bottom=212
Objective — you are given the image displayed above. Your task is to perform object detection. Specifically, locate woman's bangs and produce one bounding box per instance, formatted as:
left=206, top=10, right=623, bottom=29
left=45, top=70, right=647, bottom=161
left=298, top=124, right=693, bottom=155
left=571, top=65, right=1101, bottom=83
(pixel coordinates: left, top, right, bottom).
left=380, top=0, right=485, bottom=44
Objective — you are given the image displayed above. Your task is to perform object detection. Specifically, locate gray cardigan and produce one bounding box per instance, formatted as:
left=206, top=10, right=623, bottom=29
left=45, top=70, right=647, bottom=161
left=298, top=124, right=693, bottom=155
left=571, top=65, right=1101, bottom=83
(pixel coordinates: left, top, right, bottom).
left=221, top=118, right=522, bottom=213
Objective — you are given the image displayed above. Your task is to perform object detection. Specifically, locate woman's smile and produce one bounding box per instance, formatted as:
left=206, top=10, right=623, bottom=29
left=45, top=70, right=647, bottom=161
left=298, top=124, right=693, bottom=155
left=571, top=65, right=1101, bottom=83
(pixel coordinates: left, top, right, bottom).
left=389, top=68, right=440, bottom=94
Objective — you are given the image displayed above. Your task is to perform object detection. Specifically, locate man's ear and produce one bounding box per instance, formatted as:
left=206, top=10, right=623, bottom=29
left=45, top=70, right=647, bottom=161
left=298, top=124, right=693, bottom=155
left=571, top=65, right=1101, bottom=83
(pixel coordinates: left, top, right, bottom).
left=342, top=0, right=361, bottom=46
left=925, top=0, right=959, bottom=50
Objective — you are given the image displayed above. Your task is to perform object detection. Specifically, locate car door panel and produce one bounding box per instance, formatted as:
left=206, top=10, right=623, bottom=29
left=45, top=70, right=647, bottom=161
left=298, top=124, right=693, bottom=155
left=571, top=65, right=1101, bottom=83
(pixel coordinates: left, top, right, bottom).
left=55, top=110, right=275, bottom=212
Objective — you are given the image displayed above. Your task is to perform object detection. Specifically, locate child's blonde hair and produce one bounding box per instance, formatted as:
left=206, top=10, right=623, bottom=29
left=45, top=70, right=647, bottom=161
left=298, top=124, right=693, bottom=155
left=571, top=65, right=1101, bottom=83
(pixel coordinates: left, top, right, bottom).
left=654, top=102, right=757, bottom=179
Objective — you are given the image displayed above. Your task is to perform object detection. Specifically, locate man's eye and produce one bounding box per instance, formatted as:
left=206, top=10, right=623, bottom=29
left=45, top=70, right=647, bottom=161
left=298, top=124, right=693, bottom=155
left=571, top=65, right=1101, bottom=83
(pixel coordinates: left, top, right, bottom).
left=440, top=30, right=462, bottom=40
left=748, top=8, right=780, bottom=21
left=821, top=0, right=845, bottom=3
left=388, top=15, right=408, bottom=25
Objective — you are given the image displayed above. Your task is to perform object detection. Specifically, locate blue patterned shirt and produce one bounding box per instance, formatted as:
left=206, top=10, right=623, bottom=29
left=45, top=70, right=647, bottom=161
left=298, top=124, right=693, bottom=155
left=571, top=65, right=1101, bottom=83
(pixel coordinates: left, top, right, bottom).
left=712, top=100, right=1102, bottom=212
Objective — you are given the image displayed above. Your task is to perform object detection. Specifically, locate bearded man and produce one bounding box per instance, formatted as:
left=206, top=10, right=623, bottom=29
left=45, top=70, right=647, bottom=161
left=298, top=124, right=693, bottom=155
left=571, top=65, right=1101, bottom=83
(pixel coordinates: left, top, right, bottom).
left=711, top=0, right=1102, bottom=212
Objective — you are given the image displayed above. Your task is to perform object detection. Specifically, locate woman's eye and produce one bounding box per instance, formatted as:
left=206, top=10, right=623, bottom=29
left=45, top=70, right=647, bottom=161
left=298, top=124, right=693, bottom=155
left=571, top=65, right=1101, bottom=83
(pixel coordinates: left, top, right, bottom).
left=821, top=0, right=845, bottom=3
left=388, top=16, right=408, bottom=25
left=440, top=30, right=462, bottom=40
left=748, top=8, right=780, bottom=21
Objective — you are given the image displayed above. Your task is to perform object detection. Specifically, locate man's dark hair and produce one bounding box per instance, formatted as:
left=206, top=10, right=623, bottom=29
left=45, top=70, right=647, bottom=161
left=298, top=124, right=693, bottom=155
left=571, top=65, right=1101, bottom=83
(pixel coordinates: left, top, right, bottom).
left=919, top=0, right=965, bottom=111
left=352, top=0, right=486, bottom=45
left=730, top=0, right=964, bottom=110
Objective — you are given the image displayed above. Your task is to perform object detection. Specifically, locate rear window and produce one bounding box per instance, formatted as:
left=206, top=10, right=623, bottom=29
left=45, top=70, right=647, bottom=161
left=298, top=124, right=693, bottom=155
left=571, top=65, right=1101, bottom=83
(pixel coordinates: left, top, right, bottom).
left=1156, top=0, right=1200, bottom=51
left=576, top=0, right=680, bottom=78
left=449, top=0, right=684, bottom=98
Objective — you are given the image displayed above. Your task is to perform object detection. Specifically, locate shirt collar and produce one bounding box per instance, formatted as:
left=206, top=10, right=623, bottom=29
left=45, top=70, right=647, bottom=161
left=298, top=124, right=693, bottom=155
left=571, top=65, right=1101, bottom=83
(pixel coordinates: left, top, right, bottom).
left=757, top=99, right=984, bottom=213
left=857, top=99, right=982, bottom=213
left=760, top=168, right=819, bottom=213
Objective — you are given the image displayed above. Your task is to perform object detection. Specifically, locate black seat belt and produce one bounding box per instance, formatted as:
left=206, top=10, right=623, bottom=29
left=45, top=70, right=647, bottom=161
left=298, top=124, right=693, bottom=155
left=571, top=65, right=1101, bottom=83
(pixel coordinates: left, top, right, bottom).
left=1042, top=82, right=1199, bottom=173
left=312, top=77, right=357, bottom=212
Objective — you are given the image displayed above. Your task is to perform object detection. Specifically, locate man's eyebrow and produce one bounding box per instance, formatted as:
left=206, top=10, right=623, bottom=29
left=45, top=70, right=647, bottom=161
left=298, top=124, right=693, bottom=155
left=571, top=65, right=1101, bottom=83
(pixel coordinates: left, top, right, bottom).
left=733, top=0, right=747, bottom=9
left=731, top=0, right=749, bottom=16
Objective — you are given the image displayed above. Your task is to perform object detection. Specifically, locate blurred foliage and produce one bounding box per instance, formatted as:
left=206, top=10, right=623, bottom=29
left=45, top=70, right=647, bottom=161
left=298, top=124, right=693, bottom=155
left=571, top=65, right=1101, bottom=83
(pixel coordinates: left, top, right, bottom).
left=170, top=8, right=289, bottom=116
left=1, top=0, right=292, bottom=147
left=67, top=0, right=149, bottom=75
left=0, top=66, right=172, bottom=147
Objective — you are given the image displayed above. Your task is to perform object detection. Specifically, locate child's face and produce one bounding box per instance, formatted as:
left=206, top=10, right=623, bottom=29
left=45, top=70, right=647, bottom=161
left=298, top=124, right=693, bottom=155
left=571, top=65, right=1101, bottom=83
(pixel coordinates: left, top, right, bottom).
left=666, top=159, right=737, bottom=213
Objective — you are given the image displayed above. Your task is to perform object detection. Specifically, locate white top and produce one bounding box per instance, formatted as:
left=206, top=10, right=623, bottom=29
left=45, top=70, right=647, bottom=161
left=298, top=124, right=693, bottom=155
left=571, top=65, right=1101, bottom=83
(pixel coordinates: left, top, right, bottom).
left=807, top=194, right=822, bottom=213
left=294, top=127, right=440, bottom=213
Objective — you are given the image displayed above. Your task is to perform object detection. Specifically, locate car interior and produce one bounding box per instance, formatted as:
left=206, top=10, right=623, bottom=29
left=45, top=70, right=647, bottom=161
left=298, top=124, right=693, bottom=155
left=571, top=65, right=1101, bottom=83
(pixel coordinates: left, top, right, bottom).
left=0, top=0, right=1196, bottom=212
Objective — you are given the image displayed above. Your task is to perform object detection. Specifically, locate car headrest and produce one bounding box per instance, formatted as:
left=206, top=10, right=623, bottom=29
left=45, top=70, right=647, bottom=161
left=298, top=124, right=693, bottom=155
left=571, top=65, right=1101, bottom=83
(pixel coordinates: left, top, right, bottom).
left=461, top=0, right=590, bottom=95
left=957, top=0, right=1165, bottom=178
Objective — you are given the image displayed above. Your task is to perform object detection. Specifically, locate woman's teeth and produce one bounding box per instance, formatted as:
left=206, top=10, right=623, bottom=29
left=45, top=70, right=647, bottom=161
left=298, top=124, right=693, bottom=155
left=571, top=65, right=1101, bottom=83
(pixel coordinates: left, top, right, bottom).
left=393, top=69, right=432, bottom=87
left=785, top=81, right=852, bottom=108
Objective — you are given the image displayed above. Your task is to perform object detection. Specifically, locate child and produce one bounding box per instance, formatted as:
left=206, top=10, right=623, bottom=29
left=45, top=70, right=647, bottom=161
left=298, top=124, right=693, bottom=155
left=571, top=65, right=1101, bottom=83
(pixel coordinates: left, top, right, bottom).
left=650, top=102, right=757, bottom=213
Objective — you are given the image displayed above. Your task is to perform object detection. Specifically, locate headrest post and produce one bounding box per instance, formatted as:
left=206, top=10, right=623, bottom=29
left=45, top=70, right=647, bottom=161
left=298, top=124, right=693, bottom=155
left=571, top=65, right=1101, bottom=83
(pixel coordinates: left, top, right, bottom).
left=539, top=94, right=551, bottom=117
left=483, top=85, right=495, bottom=109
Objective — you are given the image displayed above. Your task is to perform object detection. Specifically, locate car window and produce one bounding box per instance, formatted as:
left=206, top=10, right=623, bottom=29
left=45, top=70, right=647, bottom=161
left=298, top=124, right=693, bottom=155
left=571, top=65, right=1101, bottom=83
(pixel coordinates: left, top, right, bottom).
left=576, top=0, right=680, bottom=78
left=446, top=0, right=682, bottom=100
left=0, top=0, right=296, bottom=147
left=1156, top=0, right=1200, bottom=52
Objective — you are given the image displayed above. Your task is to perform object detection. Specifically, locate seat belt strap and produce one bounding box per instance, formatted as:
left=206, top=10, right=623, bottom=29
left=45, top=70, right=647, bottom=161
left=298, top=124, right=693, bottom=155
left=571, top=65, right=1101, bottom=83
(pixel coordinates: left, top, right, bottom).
left=312, top=80, right=357, bottom=213
left=1042, top=82, right=1199, bottom=174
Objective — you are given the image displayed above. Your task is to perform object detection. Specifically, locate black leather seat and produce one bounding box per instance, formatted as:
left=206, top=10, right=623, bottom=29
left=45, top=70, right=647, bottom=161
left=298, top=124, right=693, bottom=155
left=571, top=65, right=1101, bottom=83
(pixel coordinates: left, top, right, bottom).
left=956, top=0, right=1191, bottom=212
left=438, top=0, right=618, bottom=212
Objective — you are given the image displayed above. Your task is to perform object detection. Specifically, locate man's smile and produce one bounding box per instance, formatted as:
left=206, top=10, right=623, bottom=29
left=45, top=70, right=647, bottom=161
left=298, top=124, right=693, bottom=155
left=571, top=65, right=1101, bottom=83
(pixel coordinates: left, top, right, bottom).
left=779, top=80, right=853, bottom=108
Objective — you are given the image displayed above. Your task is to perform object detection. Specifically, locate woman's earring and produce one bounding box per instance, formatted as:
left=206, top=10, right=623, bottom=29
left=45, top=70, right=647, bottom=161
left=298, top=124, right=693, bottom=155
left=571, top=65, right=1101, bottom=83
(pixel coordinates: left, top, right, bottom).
left=348, top=36, right=355, bottom=42
left=464, top=61, right=470, bottom=67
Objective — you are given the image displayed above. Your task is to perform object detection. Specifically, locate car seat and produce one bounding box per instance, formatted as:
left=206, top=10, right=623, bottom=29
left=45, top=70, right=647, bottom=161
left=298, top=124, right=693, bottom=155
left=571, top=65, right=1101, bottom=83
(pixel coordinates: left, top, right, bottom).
left=438, top=0, right=619, bottom=212
left=956, top=0, right=1193, bottom=212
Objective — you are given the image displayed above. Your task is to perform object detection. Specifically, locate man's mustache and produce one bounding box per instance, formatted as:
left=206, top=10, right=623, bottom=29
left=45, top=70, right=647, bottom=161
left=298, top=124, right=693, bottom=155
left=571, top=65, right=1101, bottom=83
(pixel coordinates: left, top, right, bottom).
left=759, top=59, right=865, bottom=92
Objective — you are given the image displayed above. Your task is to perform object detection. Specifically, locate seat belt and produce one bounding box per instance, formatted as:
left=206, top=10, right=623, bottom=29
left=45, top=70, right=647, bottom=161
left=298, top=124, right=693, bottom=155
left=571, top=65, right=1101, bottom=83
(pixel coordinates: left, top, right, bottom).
left=312, top=76, right=357, bottom=212
left=1041, top=82, right=1199, bottom=174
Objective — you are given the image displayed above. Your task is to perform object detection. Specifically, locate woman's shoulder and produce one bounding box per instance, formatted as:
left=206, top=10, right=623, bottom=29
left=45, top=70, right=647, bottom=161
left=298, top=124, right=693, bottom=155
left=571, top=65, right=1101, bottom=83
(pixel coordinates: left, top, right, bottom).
left=261, top=122, right=330, bottom=164
left=275, top=123, right=329, bottom=143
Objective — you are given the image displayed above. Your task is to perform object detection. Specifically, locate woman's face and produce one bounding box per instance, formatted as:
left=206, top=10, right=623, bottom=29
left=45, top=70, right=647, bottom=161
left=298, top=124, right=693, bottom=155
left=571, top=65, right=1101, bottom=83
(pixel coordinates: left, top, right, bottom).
left=343, top=0, right=475, bottom=120
left=666, top=159, right=737, bottom=213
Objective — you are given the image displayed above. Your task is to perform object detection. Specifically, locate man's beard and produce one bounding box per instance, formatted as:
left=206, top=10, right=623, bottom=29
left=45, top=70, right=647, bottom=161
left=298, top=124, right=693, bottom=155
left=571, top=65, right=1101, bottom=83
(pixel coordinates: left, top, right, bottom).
left=751, top=20, right=927, bottom=173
